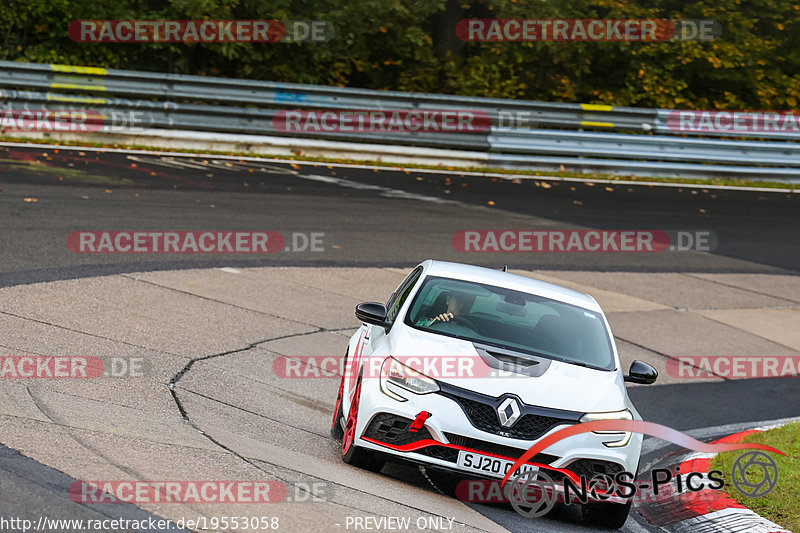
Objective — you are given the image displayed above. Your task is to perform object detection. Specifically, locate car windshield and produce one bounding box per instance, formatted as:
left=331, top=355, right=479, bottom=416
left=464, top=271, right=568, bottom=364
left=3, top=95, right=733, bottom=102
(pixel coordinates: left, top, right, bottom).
left=405, top=276, right=615, bottom=371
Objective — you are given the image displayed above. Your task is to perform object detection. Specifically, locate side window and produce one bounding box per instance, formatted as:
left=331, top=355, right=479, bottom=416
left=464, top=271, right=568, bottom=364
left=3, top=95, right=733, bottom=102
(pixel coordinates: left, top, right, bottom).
left=385, top=267, right=422, bottom=327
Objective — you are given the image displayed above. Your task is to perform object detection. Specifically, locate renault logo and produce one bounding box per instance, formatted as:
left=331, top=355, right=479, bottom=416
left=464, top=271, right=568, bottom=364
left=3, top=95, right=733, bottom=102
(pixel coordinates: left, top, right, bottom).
left=497, top=397, right=521, bottom=428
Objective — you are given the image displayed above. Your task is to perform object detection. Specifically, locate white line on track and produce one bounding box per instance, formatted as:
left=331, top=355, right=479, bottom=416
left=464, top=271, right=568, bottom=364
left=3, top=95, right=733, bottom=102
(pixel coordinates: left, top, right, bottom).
left=640, top=414, right=800, bottom=457
left=2, top=141, right=797, bottom=194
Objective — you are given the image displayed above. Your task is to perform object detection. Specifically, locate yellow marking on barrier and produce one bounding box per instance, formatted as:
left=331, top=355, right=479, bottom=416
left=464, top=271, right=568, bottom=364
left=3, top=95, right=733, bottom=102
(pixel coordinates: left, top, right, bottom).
left=51, top=83, right=107, bottom=91
left=46, top=94, right=107, bottom=104
left=50, top=64, right=107, bottom=76
left=580, top=104, right=613, bottom=112
left=580, top=121, right=615, bottom=127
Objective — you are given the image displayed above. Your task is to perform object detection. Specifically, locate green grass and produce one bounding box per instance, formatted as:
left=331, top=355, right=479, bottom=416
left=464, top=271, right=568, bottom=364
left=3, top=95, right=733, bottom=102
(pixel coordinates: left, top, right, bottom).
left=2, top=134, right=799, bottom=192
left=711, top=422, right=800, bottom=532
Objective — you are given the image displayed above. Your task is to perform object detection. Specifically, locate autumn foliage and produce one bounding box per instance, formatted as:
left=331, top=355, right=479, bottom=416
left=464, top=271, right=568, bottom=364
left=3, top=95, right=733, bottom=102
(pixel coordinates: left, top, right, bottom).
left=2, top=0, right=798, bottom=110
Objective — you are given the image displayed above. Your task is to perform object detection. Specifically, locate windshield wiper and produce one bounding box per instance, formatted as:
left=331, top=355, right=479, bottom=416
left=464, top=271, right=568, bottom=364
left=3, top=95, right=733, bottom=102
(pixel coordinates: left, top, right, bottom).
left=552, top=357, right=608, bottom=371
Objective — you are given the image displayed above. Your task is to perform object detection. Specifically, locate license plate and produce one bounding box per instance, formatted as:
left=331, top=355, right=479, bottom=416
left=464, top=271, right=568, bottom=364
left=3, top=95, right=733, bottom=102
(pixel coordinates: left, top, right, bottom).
left=456, top=450, right=539, bottom=479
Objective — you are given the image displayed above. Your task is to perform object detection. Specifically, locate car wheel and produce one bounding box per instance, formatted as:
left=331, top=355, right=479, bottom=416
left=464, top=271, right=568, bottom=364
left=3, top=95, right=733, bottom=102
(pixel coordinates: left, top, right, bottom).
left=341, top=375, right=385, bottom=472
left=330, top=361, right=346, bottom=440
left=582, top=501, right=631, bottom=530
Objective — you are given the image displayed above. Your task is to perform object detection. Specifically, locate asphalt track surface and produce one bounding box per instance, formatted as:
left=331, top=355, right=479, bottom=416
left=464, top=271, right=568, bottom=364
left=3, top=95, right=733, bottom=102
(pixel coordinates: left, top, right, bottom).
left=1, top=142, right=799, bottom=533
left=1, top=143, right=800, bottom=281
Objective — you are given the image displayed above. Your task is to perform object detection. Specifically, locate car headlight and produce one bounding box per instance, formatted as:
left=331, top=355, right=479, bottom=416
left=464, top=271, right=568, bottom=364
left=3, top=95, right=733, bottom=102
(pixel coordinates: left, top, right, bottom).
left=380, top=357, right=440, bottom=402
left=580, top=409, right=634, bottom=447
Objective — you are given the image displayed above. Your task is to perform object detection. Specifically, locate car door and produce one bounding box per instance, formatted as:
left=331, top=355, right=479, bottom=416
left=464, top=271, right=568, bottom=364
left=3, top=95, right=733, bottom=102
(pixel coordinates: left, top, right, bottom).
left=346, top=266, right=424, bottom=401
left=360, top=266, right=423, bottom=363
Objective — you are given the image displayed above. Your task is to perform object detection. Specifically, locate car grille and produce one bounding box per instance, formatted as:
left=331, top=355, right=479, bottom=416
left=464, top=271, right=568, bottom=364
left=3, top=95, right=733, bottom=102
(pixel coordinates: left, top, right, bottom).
left=444, top=433, right=558, bottom=465
left=418, top=446, right=460, bottom=463
left=440, top=387, right=579, bottom=440
left=567, top=459, right=625, bottom=479
left=364, top=413, right=433, bottom=446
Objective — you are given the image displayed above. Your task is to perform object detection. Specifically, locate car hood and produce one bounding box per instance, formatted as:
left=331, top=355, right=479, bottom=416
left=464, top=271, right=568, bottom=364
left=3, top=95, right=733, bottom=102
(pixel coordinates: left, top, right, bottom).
left=388, top=326, right=626, bottom=413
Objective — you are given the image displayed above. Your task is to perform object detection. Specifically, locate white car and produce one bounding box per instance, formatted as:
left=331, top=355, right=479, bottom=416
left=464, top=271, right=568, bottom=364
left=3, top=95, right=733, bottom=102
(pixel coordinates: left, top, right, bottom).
left=331, top=260, right=657, bottom=528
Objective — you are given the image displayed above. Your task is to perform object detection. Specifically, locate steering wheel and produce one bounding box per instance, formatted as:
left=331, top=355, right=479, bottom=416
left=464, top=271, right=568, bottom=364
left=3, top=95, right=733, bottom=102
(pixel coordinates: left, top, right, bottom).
left=450, top=315, right=480, bottom=333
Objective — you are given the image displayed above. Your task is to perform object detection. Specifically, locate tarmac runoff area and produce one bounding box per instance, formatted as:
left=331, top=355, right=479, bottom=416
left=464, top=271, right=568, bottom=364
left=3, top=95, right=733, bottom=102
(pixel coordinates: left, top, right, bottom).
left=0, top=267, right=798, bottom=531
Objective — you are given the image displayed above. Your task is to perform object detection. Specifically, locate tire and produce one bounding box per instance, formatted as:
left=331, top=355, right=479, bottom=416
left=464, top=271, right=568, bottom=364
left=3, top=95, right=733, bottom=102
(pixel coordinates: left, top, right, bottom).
left=330, top=367, right=346, bottom=440
left=341, top=376, right=385, bottom=473
left=582, top=501, right=631, bottom=530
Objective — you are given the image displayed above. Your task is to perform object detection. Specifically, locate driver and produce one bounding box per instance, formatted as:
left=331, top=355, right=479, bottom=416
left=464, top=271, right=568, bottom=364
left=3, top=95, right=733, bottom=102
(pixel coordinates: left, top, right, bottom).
left=416, top=291, right=474, bottom=327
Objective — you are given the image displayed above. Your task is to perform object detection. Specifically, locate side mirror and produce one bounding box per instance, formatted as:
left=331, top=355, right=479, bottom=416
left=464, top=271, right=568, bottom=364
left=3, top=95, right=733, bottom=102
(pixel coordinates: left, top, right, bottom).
left=355, top=302, right=388, bottom=328
left=624, top=360, right=658, bottom=384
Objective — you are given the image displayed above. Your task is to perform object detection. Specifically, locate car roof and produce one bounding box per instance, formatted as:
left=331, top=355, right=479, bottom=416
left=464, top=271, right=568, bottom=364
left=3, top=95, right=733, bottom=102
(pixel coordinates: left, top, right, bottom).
left=420, top=260, right=602, bottom=312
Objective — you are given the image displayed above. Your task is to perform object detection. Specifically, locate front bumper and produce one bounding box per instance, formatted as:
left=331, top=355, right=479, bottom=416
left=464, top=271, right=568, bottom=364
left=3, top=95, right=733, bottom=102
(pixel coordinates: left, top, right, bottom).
left=354, top=376, right=642, bottom=481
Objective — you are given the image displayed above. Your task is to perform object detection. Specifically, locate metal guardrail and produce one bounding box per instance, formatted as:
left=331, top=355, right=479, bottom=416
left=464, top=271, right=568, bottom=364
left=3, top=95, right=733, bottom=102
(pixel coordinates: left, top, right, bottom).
left=490, top=129, right=800, bottom=166
left=0, top=60, right=798, bottom=178
left=0, top=88, right=491, bottom=151
left=651, top=109, right=800, bottom=141
left=0, top=61, right=654, bottom=131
